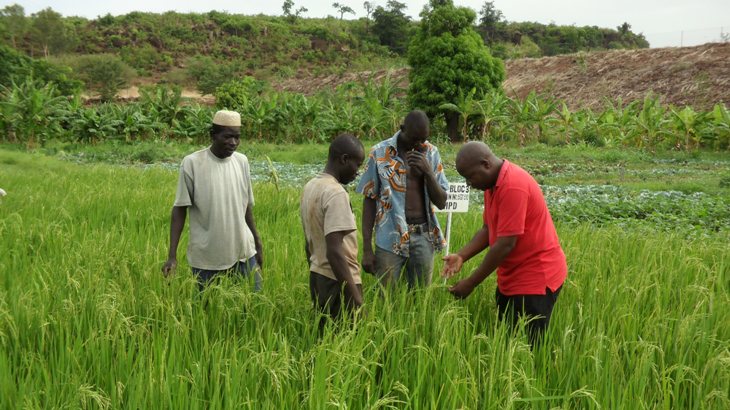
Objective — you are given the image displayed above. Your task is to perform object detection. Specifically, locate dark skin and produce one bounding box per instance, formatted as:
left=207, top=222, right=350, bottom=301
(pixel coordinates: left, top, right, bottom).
left=442, top=141, right=516, bottom=299
left=303, top=146, right=365, bottom=307
left=361, top=116, right=447, bottom=274
left=162, top=127, right=264, bottom=276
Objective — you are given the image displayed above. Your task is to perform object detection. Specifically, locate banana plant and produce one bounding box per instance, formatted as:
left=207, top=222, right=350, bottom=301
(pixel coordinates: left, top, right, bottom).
left=71, top=105, right=123, bottom=144
left=630, top=95, right=670, bottom=150
left=438, top=88, right=482, bottom=142
left=0, top=78, right=67, bottom=146
left=554, top=103, right=574, bottom=144
left=139, top=85, right=183, bottom=126
left=670, top=105, right=706, bottom=151
left=470, top=91, right=508, bottom=141
left=702, top=103, right=730, bottom=150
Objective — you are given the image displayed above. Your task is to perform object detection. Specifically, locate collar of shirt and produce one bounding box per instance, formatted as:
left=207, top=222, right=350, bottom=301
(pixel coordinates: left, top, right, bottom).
left=494, top=159, right=511, bottom=189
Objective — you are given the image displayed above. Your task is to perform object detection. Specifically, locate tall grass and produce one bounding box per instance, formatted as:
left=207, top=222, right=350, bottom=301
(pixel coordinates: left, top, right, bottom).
left=0, top=150, right=728, bottom=408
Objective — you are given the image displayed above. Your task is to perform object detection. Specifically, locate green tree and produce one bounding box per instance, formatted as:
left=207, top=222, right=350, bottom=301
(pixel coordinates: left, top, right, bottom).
left=0, top=4, right=28, bottom=49
left=478, top=1, right=504, bottom=42
left=372, top=1, right=411, bottom=54
left=332, top=3, right=356, bottom=20
left=363, top=1, right=374, bottom=30
left=71, top=54, right=135, bottom=102
left=282, top=0, right=308, bottom=22
left=30, top=8, right=69, bottom=57
left=408, top=0, right=505, bottom=142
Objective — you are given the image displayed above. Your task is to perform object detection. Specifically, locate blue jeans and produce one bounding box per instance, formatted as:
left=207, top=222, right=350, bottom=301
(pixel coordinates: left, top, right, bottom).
left=375, top=226, right=434, bottom=289
left=192, top=256, right=262, bottom=291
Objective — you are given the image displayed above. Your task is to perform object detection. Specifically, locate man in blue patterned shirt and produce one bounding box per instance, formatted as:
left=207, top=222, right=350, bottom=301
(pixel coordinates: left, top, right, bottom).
left=356, top=110, right=449, bottom=289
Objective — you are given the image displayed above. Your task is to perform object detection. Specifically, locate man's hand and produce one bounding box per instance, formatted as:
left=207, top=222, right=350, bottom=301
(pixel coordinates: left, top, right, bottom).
left=441, top=254, right=464, bottom=278
left=255, top=244, right=264, bottom=269
left=449, top=277, right=476, bottom=299
left=406, top=150, right=431, bottom=178
left=362, top=249, right=376, bottom=274
left=162, top=258, right=177, bottom=277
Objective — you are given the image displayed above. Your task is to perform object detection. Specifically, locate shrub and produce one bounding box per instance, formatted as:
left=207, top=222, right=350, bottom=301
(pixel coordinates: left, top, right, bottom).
left=185, top=55, right=238, bottom=96
left=67, top=54, right=136, bottom=102
left=214, top=77, right=267, bottom=111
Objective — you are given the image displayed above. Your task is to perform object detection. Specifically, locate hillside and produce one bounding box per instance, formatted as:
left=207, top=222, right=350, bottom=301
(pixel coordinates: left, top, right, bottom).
left=275, top=43, right=730, bottom=109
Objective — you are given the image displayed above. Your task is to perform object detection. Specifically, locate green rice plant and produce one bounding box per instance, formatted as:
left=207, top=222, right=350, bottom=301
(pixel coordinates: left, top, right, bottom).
left=0, top=148, right=728, bottom=408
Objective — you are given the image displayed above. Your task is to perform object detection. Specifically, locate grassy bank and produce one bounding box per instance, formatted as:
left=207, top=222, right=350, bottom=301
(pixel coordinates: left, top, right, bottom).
left=0, top=148, right=728, bottom=408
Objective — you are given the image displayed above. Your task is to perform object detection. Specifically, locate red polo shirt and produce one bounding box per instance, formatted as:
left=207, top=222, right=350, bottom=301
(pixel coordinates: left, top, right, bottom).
left=483, top=160, right=567, bottom=296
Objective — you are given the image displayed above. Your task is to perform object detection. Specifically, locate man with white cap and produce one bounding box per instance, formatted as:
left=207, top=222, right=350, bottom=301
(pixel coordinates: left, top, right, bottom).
left=162, top=110, right=264, bottom=290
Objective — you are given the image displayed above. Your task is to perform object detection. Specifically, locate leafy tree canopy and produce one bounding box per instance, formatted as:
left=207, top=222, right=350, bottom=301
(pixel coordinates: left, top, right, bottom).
left=371, top=0, right=411, bottom=55
left=408, top=0, right=504, bottom=141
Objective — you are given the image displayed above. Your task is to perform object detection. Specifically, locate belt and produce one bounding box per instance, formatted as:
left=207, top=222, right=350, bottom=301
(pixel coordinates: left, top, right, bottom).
left=407, top=222, right=429, bottom=234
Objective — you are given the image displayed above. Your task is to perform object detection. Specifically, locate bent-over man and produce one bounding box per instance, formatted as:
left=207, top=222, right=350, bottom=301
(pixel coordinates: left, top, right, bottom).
left=443, top=141, right=567, bottom=346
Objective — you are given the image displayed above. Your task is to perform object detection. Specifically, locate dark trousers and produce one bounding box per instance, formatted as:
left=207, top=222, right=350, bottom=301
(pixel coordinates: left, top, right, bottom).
left=309, top=272, right=362, bottom=330
left=192, top=257, right=261, bottom=291
left=495, top=286, right=562, bottom=346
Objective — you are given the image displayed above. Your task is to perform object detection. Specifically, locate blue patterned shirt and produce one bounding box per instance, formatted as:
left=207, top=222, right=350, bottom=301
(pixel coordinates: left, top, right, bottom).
left=356, top=131, right=449, bottom=256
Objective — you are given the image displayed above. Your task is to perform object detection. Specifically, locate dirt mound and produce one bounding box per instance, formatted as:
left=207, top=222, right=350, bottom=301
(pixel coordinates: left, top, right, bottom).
left=503, top=42, right=729, bottom=110
left=275, top=67, right=411, bottom=95
left=275, top=43, right=730, bottom=110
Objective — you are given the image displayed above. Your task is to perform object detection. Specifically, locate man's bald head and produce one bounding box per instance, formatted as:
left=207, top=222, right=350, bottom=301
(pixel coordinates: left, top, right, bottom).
left=456, top=141, right=495, bottom=170
left=455, top=141, right=502, bottom=191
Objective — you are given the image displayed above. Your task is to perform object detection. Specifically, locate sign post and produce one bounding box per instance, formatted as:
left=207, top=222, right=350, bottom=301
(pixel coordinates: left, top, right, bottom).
left=436, top=182, right=470, bottom=281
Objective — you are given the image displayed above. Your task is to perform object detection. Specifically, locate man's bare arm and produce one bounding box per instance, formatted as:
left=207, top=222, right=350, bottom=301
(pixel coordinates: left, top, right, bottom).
left=162, top=206, right=187, bottom=276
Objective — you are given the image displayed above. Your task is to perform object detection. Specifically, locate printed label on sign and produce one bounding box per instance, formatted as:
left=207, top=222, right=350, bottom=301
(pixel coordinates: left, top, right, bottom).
left=436, top=182, right=470, bottom=213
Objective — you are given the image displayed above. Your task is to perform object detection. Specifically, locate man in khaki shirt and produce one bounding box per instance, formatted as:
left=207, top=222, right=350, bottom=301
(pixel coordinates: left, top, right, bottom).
left=162, top=110, right=264, bottom=290
left=300, top=134, right=365, bottom=326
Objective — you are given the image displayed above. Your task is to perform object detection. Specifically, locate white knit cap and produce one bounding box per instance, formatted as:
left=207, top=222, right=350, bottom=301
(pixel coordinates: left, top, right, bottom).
left=212, top=110, right=241, bottom=127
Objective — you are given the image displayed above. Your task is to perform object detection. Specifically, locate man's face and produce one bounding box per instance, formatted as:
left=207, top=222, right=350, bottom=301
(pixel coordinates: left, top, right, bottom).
left=341, top=149, right=365, bottom=185
left=400, top=124, right=429, bottom=151
left=210, top=127, right=241, bottom=158
left=457, top=159, right=494, bottom=191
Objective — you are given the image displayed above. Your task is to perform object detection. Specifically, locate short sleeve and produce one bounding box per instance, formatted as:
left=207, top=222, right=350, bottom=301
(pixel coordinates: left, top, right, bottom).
left=496, top=188, right=528, bottom=237
left=356, top=149, right=380, bottom=199
left=430, top=147, right=449, bottom=193
left=244, top=158, right=254, bottom=206
left=323, top=190, right=357, bottom=236
left=173, top=160, right=193, bottom=207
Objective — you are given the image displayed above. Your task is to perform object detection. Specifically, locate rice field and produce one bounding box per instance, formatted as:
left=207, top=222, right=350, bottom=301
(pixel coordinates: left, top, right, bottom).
left=0, top=148, right=728, bottom=409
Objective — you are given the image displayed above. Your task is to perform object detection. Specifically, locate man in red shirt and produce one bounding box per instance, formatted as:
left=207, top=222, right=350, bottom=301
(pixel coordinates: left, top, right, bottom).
left=442, top=141, right=567, bottom=345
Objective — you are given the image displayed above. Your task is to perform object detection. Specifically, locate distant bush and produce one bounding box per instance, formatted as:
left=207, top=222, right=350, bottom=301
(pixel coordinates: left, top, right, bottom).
left=185, top=55, right=238, bottom=96
left=214, top=77, right=267, bottom=110
left=65, top=54, right=136, bottom=102
left=120, top=44, right=173, bottom=76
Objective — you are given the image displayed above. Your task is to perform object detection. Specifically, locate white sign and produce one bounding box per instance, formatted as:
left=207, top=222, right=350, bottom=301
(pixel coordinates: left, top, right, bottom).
left=437, top=182, right=470, bottom=213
